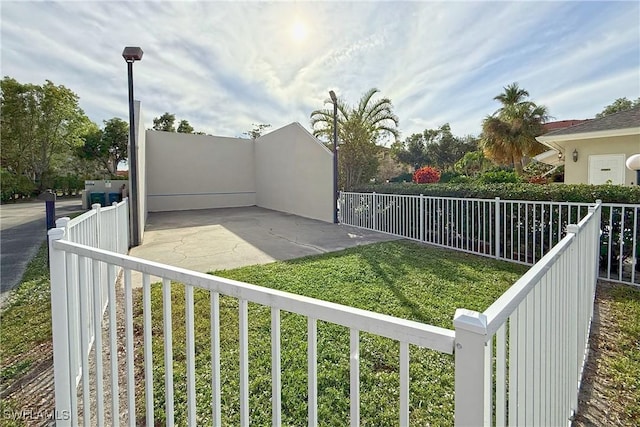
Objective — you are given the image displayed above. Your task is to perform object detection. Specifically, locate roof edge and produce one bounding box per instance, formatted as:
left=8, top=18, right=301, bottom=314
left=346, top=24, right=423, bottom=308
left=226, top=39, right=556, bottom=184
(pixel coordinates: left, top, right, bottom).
left=536, top=126, right=640, bottom=144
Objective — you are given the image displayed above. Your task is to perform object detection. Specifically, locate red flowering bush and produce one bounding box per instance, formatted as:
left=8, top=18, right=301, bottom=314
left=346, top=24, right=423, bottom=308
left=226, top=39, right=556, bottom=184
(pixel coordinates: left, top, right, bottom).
left=413, top=166, right=441, bottom=184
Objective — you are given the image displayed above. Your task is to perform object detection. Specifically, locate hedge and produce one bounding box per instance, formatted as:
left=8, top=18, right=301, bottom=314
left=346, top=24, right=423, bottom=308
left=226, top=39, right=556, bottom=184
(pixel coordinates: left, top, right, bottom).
left=350, top=183, right=640, bottom=204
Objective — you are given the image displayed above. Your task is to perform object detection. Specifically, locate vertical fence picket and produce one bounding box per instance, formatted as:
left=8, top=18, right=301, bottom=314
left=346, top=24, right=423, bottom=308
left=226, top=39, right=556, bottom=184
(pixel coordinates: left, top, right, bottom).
left=239, top=298, right=249, bottom=426
left=211, top=292, right=221, bottom=426
left=78, top=256, right=91, bottom=427
left=107, top=264, right=119, bottom=426
left=350, top=329, right=360, bottom=427
left=399, top=342, right=410, bottom=426
left=185, top=285, right=197, bottom=426
left=162, top=278, right=175, bottom=425
left=143, top=274, right=154, bottom=426
left=124, top=269, right=135, bottom=427
left=496, top=323, right=507, bottom=427
left=92, top=259, right=105, bottom=426
left=271, top=308, right=281, bottom=427
left=308, top=318, right=318, bottom=427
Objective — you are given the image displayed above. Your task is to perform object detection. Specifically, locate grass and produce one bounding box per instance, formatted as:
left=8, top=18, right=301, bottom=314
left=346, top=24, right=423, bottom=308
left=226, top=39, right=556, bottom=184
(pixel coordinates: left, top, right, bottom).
left=600, top=283, right=640, bottom=422
left=0, top=243, right=52, bottom=380
left=0, top=242, right=52, bottom=426
left=137, top=240, right=528, bottom=426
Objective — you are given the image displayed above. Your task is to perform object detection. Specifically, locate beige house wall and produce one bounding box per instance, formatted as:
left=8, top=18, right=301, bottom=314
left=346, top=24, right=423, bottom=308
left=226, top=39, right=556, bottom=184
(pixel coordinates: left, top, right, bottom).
left=255, top=122, right=333, bottom=223
left=562, top=134, right=640, bottom=185
left=145, top=131, right=256, bottom=212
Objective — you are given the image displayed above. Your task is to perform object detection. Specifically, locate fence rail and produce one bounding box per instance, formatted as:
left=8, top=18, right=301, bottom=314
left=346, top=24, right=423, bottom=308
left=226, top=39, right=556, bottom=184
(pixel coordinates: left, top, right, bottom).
left=340, top=192, right=639, bottom=286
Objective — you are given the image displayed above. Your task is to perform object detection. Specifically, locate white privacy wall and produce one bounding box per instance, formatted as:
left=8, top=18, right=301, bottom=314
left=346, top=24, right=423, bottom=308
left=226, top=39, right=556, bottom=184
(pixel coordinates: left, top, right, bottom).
left=145, top=131, right=256, bottom=211
left=144, top=121, right=333, bottom=223
left=255, top=122, right=333, bottom=222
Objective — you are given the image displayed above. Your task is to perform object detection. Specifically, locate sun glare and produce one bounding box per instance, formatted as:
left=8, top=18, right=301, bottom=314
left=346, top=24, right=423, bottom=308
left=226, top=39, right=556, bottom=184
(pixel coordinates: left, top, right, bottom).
left=291, top=21, right=307, bottom=43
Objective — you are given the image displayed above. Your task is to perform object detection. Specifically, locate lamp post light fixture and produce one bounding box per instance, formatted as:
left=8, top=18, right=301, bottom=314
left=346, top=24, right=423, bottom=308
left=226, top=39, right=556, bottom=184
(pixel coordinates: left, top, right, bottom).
left=122, top=46, right=143, bottom=247
left=626, top=153, right=640, bottom=186
left=329, top=90, right=338, bottom=224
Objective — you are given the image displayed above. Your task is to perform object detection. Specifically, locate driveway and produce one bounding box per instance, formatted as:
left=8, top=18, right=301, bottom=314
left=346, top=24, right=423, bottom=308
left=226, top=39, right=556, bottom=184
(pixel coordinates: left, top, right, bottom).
left=129, top=206, right=398, bottom=286
left=0, top=197, right=84, bottom=305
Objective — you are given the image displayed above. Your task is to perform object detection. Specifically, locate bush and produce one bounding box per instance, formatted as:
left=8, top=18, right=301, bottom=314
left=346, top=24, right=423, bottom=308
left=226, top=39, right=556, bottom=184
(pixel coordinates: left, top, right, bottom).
left=413, top=166, right=440, bottom=184
left=389, top=172, right=413, bottom=183
left=439, top=171, right=463, bottom=183
left=350, top=182, right=640, bottom=204
left=477, top=170, right=522, bottom=184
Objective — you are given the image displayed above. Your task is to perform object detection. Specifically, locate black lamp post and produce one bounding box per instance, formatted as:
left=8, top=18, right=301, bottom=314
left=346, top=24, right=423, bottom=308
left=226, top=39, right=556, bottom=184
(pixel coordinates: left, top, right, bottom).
left=122, top=46, right=143, bottom=247
left=329, top=90, right=338, bottom=224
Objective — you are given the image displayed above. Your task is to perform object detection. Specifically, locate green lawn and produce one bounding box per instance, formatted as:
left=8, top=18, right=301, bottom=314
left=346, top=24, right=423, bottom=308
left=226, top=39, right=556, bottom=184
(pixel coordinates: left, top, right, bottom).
left=601, top=283, right=640, bottom=423
left=0, top=243, right=52, bottom=426
left=137, top=240, right=528, bottom=426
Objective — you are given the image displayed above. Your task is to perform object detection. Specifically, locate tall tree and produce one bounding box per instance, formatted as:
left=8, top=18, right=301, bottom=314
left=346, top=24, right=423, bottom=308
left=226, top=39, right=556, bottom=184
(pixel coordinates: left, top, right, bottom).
left=1, top=77, right=90, bottom=190
left=595, top=97, right=640, bottom=118
left=78, top=117, right=129, bottom=174
left=480, top=82, right=549, bottom=174
left=310, top=88, right=399, bottom=190
left=177, top=120, right=194, bottom=134
left=153, top=112, right=176, bottom=132
left=393, top=124, right=477, bottom=171
left=243, top=123, right=271, bottom=139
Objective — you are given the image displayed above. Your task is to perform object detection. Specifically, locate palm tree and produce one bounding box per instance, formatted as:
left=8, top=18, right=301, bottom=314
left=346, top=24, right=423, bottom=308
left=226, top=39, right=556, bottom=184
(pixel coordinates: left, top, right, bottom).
left=481, top=83, right=549, bottom=174
left=310, top=88, right=399, bottom=189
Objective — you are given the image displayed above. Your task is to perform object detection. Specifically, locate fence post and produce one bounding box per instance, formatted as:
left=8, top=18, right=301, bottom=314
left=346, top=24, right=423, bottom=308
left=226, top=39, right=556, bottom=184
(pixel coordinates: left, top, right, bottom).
left=420, top=194, right=425, bottom=242
left=372, top=192, right=377, bottom=231
left=494, top=197, right=501, bottom=259
left=92, top=203, right=101, bottom=249
left=454, top=309, right=488, bottom=426
left=49, top=227, right=73, bottom=426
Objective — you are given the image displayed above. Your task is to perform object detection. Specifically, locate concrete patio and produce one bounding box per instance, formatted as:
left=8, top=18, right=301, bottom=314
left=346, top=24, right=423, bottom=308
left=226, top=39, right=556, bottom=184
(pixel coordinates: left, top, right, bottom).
left=128, top=206, right=397, bottom=286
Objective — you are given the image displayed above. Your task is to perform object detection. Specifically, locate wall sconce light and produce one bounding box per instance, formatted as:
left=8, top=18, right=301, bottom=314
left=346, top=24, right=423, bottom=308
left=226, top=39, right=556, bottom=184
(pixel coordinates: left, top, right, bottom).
left=572, top=149, right=578, bottom=162
left=558, top=151, right=563, bottom=160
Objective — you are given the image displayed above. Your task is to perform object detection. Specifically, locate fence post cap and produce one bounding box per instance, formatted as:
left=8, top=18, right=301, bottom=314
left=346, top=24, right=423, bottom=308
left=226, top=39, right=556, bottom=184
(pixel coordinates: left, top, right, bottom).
left=92, top=203, right=101, bottom=210
left=55, top=217, right=70, bottom=228
left=453, top=309, right=487, bottom=334
left=48, top=227, right=65, bottom=240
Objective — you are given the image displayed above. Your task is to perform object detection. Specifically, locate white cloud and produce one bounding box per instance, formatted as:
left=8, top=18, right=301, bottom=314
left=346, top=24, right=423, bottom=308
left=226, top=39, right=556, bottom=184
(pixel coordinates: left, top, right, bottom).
left=1, top=1, right=638, bottom=140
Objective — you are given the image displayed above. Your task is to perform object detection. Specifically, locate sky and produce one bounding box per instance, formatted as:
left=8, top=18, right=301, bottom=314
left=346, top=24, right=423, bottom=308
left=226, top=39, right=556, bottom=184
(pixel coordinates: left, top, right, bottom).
left=1, top=1, right=639, bottom=142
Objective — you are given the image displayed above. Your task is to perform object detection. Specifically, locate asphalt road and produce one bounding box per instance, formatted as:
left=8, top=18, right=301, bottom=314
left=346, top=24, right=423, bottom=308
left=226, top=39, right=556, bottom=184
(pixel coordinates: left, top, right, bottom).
left=0, top=197, right=84, bottom=305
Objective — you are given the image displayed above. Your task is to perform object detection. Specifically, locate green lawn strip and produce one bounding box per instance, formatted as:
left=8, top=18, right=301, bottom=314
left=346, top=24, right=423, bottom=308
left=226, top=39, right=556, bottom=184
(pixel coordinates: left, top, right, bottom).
left=0, top=242, right=51, bottom=426
left=0, top=243, right=52, bottom=381
left=139, top=240, right=527, bottom=426
left=602, top=283, right=640, bottom=423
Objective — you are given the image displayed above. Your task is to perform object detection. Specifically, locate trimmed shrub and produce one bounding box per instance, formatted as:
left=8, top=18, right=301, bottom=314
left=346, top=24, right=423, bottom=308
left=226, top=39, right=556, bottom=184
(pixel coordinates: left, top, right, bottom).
left=477, top=170, right=522, bottom=184
left=413, top=166, right=440, bottom=184
left=350, top=182, right=640, bottom=204
left=389, top=172, right=413, bottom=183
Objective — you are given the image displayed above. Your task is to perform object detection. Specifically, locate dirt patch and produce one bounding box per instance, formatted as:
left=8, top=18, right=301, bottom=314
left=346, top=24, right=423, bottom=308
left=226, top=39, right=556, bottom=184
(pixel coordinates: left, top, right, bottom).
left=573, top=281, right=635, bottom=426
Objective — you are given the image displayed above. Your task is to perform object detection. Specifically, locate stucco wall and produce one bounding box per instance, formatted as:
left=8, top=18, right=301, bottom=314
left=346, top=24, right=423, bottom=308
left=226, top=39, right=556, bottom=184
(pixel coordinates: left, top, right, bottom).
left=255, top=122, right=333, bottom=222
left=563, top=134, right=640, bottom=185
left=145, top=131, right=256, bottom=211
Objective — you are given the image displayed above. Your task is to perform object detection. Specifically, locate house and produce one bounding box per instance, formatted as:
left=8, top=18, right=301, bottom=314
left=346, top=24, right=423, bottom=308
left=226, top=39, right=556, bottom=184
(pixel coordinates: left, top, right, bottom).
left=535, top=107, right=640, bottom=185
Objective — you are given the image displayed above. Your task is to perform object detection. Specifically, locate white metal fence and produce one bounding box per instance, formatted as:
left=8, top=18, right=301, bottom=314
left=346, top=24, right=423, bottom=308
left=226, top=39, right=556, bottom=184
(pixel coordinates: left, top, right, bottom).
left=454, top=202, right=601, bottom=425
left=49, top=199, right=129, bottom=422
left=340, top=192, right=639, bottom=286
left=48, top=196, right=602, bottom=426
left=48, top=234, right=455, bottom=426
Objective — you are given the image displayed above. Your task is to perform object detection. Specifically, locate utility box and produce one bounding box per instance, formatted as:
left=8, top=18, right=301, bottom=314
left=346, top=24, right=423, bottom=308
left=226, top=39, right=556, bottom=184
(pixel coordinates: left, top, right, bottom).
left=108, top=192, right=121, bottom=205
left=90, top=192, right=106, bottom=207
